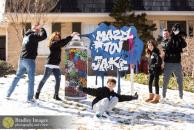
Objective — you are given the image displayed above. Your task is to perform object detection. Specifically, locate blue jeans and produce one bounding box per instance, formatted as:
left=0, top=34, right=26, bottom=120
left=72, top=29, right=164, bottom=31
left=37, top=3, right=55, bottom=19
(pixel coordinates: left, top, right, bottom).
left=7, top=58, right=35, bottom=101
left=36, top=67, right=61, bottom=95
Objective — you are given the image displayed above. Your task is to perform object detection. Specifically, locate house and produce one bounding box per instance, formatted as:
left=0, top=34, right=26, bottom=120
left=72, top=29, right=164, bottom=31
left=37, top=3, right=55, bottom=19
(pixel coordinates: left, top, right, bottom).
left=0, top=0, right=194, bottom=74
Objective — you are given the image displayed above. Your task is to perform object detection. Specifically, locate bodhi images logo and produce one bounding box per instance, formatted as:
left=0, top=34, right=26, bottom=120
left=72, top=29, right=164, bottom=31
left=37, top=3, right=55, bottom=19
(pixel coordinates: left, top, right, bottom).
left=2, top=117, right=14, bottom=128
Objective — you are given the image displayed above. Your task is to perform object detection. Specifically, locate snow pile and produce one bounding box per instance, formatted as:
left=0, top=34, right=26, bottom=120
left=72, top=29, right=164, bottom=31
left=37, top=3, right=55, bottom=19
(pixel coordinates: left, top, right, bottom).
left=0, top=75, right=194, bottom=130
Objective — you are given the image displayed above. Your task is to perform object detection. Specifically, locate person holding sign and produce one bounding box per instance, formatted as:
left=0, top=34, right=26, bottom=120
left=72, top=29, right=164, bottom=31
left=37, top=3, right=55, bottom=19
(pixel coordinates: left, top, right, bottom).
left=145, top=40, right=162, bottom=103
left=35, top=32, right=79, bottom=101
left=78, top=78, right=138, bottom=119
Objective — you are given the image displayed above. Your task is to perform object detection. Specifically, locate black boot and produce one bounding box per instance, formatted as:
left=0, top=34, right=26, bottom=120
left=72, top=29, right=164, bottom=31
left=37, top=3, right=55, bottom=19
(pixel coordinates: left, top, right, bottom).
left=53, top=94, right=62, bottom=101
left=35, top=92, right=40, bottom=99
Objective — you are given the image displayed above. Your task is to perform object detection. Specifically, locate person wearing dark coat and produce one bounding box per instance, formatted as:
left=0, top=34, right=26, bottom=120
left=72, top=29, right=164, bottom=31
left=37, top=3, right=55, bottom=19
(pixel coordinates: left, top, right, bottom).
left=35, top=32, right=79, bottom=101
left=162, top=24, right=187, bottom=99
left=6, top=24, right=47, bottom=102
left=145, top=40, right=162, bottom=103
left=78, top=78, right=138, bottom=118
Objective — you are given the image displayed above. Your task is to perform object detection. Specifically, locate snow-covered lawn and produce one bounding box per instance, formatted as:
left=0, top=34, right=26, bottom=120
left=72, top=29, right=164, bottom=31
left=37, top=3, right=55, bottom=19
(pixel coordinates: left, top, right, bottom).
left=0, top=74, right=194, bottom=130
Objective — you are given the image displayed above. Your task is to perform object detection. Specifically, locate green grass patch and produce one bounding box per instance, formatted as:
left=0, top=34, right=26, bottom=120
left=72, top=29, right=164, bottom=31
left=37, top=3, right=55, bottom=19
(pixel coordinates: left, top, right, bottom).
left=124, top=73, right=194, bottom=93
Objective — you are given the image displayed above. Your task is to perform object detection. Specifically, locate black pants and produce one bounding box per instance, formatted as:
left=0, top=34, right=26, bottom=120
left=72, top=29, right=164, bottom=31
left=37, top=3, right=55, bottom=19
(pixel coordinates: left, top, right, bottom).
left=148, top=72, right=160, bottom=94
left=37, top=67, right=61, bottom=95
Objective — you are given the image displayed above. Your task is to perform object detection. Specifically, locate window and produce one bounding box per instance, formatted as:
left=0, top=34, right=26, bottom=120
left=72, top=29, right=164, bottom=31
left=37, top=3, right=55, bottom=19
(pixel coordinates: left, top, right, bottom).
left=81, top=23, right=97, bottom=34
left=0, top=36, right=6, bottom=60
left=188, top=21, right=193, bottom=37
left=132, top=0, right=194, bottom=11
left=159, top=21, right=166, bottom=36
left=52, top=23, right=61, bottom=33
left=38, top=24, right=50, bottom=56
left=77, top=0, right=107, bottom=12
left=81, top=23, right=98, bottom=57
left=23, top=23, right=31, bottom=36
left=25, top=23, right=31, bottom=31
left=72, top=22, right=81, bottom=34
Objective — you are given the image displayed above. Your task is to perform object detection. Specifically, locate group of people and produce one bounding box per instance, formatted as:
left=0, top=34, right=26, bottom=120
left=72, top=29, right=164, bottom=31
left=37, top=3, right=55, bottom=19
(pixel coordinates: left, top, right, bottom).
left=77, top=23, right=187, bottom=119
left=6, top=24, right=79, bottom=102
left=145, top=23, right=187, bottom=103
left=5, top=23, right=186, bottom=119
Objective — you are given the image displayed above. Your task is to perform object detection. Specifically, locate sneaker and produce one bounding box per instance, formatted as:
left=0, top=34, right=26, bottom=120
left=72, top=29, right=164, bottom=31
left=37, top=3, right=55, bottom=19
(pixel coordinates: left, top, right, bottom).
left=93, top=113, right=102, bottom=120
left=96, top=113, right=102, bottom=118
left=27, top=99, right=36, bottom=103
left=105, top=111, right=111, bottom=116
left=175, top=98, right=184, bottom=104
left=5, top=96, right=10, bottom=100
left=35, top=92, right=40, bottom=99
left=93, top=113, right=103, bottom=121
left=160, top=97, right=167, bottom=103
left=102, top=112, right=110, bottom=118
left=53, top=94, right=62, bottom=101
left=162, top=95, right=166, bottom=99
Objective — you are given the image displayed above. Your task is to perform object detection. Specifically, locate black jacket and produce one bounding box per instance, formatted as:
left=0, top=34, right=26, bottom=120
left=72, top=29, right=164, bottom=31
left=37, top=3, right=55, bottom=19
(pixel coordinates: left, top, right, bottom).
left=162, top=35, right=187, bottom=63
left=20, top=28, right=47, bottom=59
left=148, top=48, right=162, bottom=74
left=80, top=86, right=135, bottom=107
left=47, top=36, right=72, bottom=65
left=161, top=39, right=169, bottom=52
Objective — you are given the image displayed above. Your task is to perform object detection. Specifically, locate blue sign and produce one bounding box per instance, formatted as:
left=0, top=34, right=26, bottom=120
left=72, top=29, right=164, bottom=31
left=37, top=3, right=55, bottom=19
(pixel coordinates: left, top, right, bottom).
left=83, top=23, right=144, bottom=72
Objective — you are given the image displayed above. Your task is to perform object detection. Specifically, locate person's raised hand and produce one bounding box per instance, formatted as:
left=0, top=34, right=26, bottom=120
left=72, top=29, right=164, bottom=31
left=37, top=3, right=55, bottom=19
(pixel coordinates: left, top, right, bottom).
left=71, top=32, right=80, bottom=37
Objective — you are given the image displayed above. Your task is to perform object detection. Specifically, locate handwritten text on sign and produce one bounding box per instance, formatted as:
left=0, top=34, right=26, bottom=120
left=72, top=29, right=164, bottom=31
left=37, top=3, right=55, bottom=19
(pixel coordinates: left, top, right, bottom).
left=90, top=25, right=132, bottom=72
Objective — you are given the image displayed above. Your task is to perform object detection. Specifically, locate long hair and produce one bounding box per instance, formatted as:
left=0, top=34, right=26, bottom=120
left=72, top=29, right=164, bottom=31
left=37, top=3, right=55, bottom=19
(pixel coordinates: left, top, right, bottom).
left=48, top=32, right=61, bottom=47
left=146, top=39, right=157, bottom=57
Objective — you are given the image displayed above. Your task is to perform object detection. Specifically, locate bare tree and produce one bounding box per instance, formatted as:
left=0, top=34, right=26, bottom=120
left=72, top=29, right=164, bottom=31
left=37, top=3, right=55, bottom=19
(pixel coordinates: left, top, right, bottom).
left=182, top=38, right=194, bottom=77
left=5, top=0, right=59, bottom=42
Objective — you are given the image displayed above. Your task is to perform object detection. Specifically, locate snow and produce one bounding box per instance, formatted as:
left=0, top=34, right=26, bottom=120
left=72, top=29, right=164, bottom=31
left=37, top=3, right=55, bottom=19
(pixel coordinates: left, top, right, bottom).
left=0, top=74, right=194, bottom=130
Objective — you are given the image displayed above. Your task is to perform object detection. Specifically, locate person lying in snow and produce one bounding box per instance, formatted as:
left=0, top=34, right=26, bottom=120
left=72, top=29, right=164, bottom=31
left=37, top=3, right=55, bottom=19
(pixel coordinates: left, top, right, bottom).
left=78, top=78, right=138, bottom=119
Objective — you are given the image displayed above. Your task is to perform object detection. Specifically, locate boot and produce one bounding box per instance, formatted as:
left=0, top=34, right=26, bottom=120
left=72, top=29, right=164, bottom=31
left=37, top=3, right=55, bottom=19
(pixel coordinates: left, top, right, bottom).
left=35, top=92, right=40, bottom=99
left=145, top=93, right=154, bottom=102
left=53, top=94, right=62, bottom=101
left=150, top=94, right=160, bottom=103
